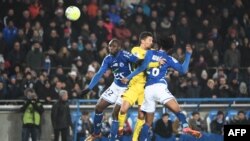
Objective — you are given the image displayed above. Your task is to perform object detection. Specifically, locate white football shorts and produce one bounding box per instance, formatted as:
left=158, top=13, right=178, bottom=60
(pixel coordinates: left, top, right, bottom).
left=101, top=82, right=127, bottom=105
left=141, top=83, right=175, bottom=113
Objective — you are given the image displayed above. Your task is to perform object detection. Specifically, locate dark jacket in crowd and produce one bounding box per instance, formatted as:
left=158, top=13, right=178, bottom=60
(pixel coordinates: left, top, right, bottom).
left=154, top=119, right=173, bottom=138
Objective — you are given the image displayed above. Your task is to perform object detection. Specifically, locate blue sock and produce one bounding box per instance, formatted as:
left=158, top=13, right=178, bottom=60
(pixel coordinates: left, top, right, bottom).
left=94, top=112, right=103, bottom=134
left=175, top=112, right=189, bottom=128
left=110, top=120, right=119, bottom=141
left=139, top=124, right=150, bottom=141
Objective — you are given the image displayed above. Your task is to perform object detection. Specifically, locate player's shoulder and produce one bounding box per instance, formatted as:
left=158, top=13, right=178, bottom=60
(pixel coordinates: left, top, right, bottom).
left=103, top=54, right=113, bottom=62
left=120, top=50, right=133, bottom=58
left=131, top=46, right=141, bottom=52
left=121, top=50, right=131, bottom=55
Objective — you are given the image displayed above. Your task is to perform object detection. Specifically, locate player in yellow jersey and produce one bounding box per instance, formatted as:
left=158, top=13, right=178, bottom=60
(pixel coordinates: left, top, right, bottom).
left=117, top=32, right=164, bottom=141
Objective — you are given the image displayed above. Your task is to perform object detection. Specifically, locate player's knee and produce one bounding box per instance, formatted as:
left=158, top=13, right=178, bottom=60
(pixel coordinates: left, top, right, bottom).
left=138, top=112, right=145, bottom=120
left=95, top=104, right=104, bottom=113
left=120, top=106, right=128, bottom=115
left=112, top=112, right=118, bottom=120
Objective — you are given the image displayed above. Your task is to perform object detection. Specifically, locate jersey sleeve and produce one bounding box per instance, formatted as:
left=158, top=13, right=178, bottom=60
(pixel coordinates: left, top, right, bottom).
left=126, top=50, right=153, bottom=80
left=87, top=57, right=109, bottom=89
left=122, top=50, right=138, bottom=63
left=168, top=52, right=192, bottom=75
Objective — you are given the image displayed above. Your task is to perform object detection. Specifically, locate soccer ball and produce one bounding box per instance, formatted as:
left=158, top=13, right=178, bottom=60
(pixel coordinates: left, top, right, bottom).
left=65, top=6, right=81, bottom=21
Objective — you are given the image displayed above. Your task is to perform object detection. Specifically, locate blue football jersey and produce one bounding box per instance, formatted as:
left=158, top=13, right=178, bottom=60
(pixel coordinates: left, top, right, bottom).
left=88, top=50, right=138, bottom=89
left=145, top=50, right=191, bottom=86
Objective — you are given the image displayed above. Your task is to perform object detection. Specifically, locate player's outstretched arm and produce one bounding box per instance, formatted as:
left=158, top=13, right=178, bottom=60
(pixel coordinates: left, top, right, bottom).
left=80, top=61, right=108, bottom=96
left=170, top=45, right=192, bottom=75
left=180, top=45, right=192, bottom=74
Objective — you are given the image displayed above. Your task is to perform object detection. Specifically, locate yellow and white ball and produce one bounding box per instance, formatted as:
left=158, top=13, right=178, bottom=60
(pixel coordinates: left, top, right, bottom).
left=65, top=6, right=81, bottom=21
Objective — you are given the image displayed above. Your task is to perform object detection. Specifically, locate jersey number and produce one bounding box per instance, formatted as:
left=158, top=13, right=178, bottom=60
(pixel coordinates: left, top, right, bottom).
left=151, top=68, right=160, bottom=76
left=104, top=88, right=114, bottom=96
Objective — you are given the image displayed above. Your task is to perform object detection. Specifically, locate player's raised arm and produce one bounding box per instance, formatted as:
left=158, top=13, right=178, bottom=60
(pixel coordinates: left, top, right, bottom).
left=169, top=45, right=192, bottom=75
left=81, top=58, right=109, bottom=95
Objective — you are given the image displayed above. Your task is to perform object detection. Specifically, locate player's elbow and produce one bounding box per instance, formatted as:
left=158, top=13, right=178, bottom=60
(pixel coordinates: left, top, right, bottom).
left=179, top=69, right=188, bottom=75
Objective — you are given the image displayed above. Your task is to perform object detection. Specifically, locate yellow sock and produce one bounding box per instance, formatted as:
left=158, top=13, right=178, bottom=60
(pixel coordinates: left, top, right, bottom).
left=132, top=118, right=145, bottom=141
left=118, top=112, right=127, bottom=130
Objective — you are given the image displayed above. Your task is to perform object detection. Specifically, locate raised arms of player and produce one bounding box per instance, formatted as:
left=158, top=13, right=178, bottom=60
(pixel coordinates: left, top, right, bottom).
left=168, top=46, right=192, bottom=75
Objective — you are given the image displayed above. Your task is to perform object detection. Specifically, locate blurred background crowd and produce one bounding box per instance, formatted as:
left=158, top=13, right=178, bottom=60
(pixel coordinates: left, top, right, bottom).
left=0, top=0, right=250, bottom=101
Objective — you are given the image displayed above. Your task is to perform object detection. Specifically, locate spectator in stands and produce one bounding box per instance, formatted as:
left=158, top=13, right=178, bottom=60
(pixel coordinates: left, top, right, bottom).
left=241, top=37, right=250, bottom=66
left=159, top=17, right=174, bottom=37
left=2, top=20, right=18, bottom=51
left=229, top=110, right=250, bottom=125
left=176, top=16, right=191, bottom=46
left=201, top=39, right=219, bottom=68
left=56, top=46, right=72, bottom=69
left=34, top=73, right=47, bottom=100
left=187, top=77, right=201, bottom=98
left=28, top=0, right=42, bottom=20
left=200, top=79, right=217, bottom=98
left=87, top=0, right=98, bottom=19
left=8, top=41, right=25, bottom=68
left=0, top=81, right=7, bottom=100
left=154, top=113, right=173, bottom=139
left=224, top=41, right=241, bottom=69
left=114, top=19, right=131, bottom=42
left=51, top=89, right=73, bottom=141
left=76, top=111, right=93, bottom=141
left=26, top=42, right=44, bottom=72
left=129, top=15, right=147, bottom=36
left=238, top=82, right=249, bottom=97
left=210, top=111, right=225, bottom=135
left=217, top=77, right=231, bottom=98
left=20, top=88, right=44, bottom=141
left=21, top=71, right=35, bottom=92
left=7, top=75, right=22, bottom=99
left=212, top=66, right=227, bottom=81
left=188, top=111, right=207, bottom=132
left=193, top=55, right=208, bottom=79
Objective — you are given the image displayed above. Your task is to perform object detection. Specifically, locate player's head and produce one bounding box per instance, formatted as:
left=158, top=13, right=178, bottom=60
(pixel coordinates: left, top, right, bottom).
left=108, top=38, right=121, bottom=55
left=158, top=36, right=174, bottom=52
left=139, top=31, right=153, bottom=50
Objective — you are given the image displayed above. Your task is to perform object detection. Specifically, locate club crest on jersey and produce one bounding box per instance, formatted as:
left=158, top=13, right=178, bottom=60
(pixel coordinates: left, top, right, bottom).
left=119, top=62, right=124, bottom=67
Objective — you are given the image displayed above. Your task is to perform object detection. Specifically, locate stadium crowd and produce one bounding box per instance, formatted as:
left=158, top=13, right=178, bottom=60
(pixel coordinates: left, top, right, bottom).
left=0, top=0, right=250, bottom=101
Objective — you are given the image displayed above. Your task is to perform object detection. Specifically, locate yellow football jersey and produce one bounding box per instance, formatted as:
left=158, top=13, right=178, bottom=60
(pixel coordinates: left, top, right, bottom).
left=130, top=46, right=159, bottom=84
left=130, top=46, right=147, bottom=83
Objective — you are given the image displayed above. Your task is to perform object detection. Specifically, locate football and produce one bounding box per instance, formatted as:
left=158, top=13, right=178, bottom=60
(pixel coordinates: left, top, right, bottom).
left=65, top=6, right=81, bottom=21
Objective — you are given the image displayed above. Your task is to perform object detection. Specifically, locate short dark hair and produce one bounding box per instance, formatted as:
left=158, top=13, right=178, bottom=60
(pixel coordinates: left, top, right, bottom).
left=139, top=31, right=153, bottom=43
left=217, top=110, right=224, bottom=116
left=192, top=111, right=200, bottom=116
left=238, top=110, right=245, bottom=115
left=162, top=113, right=169, bottom=117
left=158, top=36, right=174, bottom=51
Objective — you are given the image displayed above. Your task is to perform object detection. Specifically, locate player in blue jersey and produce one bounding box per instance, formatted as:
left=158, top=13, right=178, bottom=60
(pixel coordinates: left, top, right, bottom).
left=122, top=37, right=202, bottom=140
left=82, top=39, right=139, bottom=141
